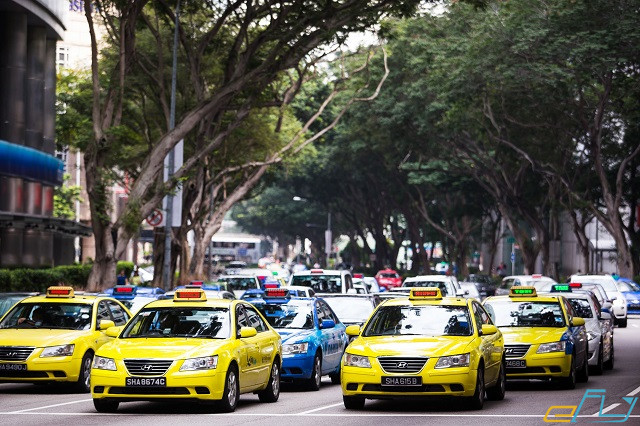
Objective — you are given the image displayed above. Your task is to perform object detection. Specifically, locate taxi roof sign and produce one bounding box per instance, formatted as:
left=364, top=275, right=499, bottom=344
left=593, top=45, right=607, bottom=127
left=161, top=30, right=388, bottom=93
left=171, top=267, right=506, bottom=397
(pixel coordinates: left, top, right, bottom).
left=569, top=282, right=582, bottom=288
left=265, top=288, right=289, bottom=298
left=174, top=288, right=207, bottom=301
left=410, top=287, right=442, bottom=300
left=509, top=286, right=537, bottom=297
left=532, top=274, right=542, bottom=279
left=551, top=284, right=572, bottom=293
left=46, top=286, right=75, bottom=298
left=113, top=286, right=135, bottom=294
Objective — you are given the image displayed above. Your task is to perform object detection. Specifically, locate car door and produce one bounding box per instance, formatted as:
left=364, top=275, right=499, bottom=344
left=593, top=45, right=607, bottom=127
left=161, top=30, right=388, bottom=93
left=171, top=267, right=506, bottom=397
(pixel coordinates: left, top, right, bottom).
left=316, top=301, right=341, bottom=373
left=472, top=302, right=501, bottom=384
left=562, top=297, right=588, bottom=367
left=93, top=300, right=114, bottom=348
left=243, top=304, right=276, bottom=385
left=235, top=304, right=262, bottom=389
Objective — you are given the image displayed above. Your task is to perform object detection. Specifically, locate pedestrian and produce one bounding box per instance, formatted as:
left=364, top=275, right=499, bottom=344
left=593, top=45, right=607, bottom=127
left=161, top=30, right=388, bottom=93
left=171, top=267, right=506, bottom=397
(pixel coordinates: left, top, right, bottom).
left=130, top=270, right=142, bottom=286
left=116, top=269, right=129, bottom=286
left=497, top=262, right=507, bottom=278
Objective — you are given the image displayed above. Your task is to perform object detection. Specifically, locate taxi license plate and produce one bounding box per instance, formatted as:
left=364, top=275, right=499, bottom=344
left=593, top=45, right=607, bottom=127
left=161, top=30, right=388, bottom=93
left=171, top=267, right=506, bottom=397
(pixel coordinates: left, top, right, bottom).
left=381, top=376, right=422, bottom=387
left=506, top=360, right=526, bottom=368
left=126, top=377, right=166, bottom=387
left=0, top=363, right=27, bottom=371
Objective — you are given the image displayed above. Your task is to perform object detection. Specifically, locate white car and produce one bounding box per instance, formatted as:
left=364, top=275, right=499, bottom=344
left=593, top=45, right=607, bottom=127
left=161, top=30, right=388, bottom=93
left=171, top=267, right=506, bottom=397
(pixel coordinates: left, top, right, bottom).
left=494, top=274, right=557, bottom=296
left=397, top=275, right=464, bottom=297
left=460, top=282, right=482, bottom=300
left=284, top=285, right=316, bottom=298
left=570, top=274, right=628, bottom=327
left=289, top=269, right=355, bottom=294
left=215, top=274, right=261, bottom=298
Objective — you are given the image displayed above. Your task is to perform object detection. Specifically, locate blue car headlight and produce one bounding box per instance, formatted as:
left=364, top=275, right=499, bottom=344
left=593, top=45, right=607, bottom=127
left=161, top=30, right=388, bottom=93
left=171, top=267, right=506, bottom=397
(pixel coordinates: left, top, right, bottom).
left=283, top=342, right=308, bottom=355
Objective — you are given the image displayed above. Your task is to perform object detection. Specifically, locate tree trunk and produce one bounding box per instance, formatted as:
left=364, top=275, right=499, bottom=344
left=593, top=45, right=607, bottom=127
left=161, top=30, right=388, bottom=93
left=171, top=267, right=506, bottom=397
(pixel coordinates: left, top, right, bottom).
left=87, top=224, right=117, bottom=291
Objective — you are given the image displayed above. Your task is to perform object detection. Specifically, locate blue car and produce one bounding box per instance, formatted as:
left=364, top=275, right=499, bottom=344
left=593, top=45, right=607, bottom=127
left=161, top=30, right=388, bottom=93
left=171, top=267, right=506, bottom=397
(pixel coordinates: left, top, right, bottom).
left=104, top=285, right=166, bottom=313
left=617, top=278, right=640, bottom=315
left=249, top=288, right=349, bottom=390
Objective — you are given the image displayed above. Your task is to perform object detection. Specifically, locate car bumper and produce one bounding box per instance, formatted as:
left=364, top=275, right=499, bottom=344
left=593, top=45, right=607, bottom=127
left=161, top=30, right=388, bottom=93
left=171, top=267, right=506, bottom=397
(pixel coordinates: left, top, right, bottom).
left=91, top=367, right=227, bottom=401
left=281, top=354, right=314, bottom=380
left=587, top=338, right=601, bottom=366
left=0, top=355, right=82, bottom=383
left=612, top=305, right=627, bottom=319
left=505, top=352, right=572, bottom=379
left=341, top=365, right=478, bottom=399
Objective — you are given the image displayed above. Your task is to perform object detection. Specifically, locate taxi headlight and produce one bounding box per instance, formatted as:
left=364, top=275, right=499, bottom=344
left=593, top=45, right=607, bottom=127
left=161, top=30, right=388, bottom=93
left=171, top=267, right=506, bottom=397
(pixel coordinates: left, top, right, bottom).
left=537, top=341, right=566, bottom=354
left=180, top=355, right=218, bottom=371
left=587, top=331, right=599, bottom=341
left=344, top=353, right=371, bottom=368
left=40, top=344, right=75, bottom=357
left=93, top=355, right=117, bottom=371
left=283, top=342, right=308, bottom=355
left=435, top=353, right=470, bottom=369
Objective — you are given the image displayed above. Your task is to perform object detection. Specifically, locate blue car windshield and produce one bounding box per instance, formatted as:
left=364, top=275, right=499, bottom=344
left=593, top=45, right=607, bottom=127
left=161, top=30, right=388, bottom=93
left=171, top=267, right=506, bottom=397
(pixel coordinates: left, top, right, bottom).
left=256, top=300, right=314, bottom=329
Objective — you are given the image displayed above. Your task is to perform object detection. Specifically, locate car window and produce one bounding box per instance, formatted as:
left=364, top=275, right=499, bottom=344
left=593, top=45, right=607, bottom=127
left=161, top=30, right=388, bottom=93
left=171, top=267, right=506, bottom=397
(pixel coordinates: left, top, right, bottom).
left=97, top=301, right=113, bottom=326
left=107, top=300, right=129, bottom=325
left=244, top=305, right=268, bottom=332
left=319, top=300, right=339, bottom=324
left=472, top=302, right=491, bottom=327
left=568, top=298, right=593, bottom=319
left=236, top=305, right=250, bottom=334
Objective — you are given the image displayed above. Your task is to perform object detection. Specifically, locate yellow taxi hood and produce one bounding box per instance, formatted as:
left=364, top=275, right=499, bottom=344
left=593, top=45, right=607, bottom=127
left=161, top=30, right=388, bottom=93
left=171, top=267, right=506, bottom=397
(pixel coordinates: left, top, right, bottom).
left=0, top=328, right=88, bottom=347
left=499, top=327, right=566, bottom=345
left=97, top=338, right=228, bottom=360
left=349, top=335, right=475, bottom=357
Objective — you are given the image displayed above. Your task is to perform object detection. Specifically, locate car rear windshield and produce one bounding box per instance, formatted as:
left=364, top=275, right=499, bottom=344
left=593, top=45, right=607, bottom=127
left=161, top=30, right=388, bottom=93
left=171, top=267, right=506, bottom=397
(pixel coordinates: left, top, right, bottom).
left=379, top=273, right=399, bottom=278
left=402, top=281, right=450, bottom=296
left=363, top=305, right=472, bottom=337
left=323, top=297, right=374, bottom=324
left=291, top=275, right=343, bottom=293
left=256, top=300, right=314, bottom=329
left=122, top=307, right=231, bottom=338
left=217, top=277, right=259, bottom=292
left=0, top=302, right=93, bottom=330
left=484, top=301, right=565, bottom=327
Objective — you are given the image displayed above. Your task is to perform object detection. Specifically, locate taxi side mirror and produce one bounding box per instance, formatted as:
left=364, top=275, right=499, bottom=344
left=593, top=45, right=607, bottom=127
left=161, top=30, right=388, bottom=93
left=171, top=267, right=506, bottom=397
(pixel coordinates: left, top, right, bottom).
left=599, top=311, right=611, bottom=320
left=571, top=317, right=585, bottom=327
left=480, top=324, right=498, bottom=336
left=105, top=326, right=122, bottom=338
left=239, top=326, right=257, bottom=338
left=320, top=319, right=336, bottom=329
left=345, top=325, right=361, bottom=336
left=99, top=320, right=115, bottom=331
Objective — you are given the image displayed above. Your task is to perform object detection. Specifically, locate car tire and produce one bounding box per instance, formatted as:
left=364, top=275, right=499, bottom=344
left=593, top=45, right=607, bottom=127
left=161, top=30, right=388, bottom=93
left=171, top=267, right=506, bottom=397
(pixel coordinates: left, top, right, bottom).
left=307, top=354, right=322, bottom=391
left=592, top=342, right=604, bottom=375
left=75, top=352, right=93, bottom=393
left=329, top=371, right=340, bottom=385
left=93, top=399, right=119, bottom=413
left=218, top=365, right=239, bottom=412
left=343, top=395, right=365, bottom=409
left=618, top=318, right=627, bottom=328
left=258, top=360, right=280, bottom=403
left=604, top=340, right=614, bottom=370
left=577, top=351, right=589, bottom=383
left=466, top=365, right=485, bottom=410
left=560, top=355, right=576, bottom=390
left=486, top=361, right=505, bottom=401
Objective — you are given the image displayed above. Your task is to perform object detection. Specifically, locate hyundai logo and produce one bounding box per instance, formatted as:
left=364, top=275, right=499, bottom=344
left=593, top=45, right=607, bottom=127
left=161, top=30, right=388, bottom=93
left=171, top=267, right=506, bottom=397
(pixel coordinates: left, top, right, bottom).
left=396, top=362, right=409, bottom=369
left=141, top=364, right=153, bottom=371
left=7, top=352, right=19, bottom=358
left=505, top=348, right=515, bottom=354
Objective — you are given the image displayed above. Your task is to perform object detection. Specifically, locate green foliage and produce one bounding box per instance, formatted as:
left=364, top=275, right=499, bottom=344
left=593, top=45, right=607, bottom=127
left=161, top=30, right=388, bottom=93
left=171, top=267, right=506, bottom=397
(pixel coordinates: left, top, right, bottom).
left=54, top=173, right=84, bottom=220
left=0, top=265, right=94, bottom=292
left=54, top=264, right=93, bottom=288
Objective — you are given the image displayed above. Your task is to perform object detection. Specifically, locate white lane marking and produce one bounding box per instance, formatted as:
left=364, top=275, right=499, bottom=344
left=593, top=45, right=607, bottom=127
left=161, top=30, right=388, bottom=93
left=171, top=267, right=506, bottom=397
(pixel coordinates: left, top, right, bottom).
left=298, top=402, right=344, bottom=414
left=595, top=403, right=620, bottom=415
left=632, top=324, right=638, bottom=328
left=6, top=398, right=92, bottom=414
left=628, top=385, right=640, bottom=396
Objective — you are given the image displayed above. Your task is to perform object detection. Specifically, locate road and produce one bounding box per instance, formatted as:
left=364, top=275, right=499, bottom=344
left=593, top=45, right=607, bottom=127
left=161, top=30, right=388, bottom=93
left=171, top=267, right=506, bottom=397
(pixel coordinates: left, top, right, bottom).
left=2, top=317, right=639, bottom=426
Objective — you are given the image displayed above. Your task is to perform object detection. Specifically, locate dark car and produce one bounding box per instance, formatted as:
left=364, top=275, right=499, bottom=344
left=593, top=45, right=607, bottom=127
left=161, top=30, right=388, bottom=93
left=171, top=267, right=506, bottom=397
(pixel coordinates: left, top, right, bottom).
left=464, top=274, right=498, bottom=297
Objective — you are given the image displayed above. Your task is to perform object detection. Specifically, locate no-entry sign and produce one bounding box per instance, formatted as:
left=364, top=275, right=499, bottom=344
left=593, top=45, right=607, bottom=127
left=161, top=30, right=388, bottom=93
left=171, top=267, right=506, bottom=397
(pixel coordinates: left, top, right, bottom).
left=146, top=209, right=163, bottom=227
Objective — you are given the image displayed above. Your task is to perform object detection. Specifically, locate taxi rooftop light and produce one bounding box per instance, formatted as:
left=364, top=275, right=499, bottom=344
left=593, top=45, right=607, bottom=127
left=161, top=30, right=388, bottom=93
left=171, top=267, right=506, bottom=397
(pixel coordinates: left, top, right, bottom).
left=265, top=288, right=289, bottom=298
left=569, top=282, right=582, bottom=288
left=113, top=286, right=135, bottom=293
left=310, top=269, right=324, bottom=274
left=509, top=286, right=537, bottom=297
left=551, top=284, right=572, bottom=293
left=354, top=273, right=364, bottom=279
left=174, top=289, right=207, bottom=301
left=46, top=286, right=75, bottom=298
left=410, top=287, right=442, bottom=300
left=532, top=274, right=542, bottom=279
left=189, top=280, right=204, bottom=286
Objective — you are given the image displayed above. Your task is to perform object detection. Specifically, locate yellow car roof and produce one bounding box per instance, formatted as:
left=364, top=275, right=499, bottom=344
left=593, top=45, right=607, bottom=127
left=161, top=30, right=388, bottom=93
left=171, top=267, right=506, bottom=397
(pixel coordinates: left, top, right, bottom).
left=383, top=296, right=469, bottom=307
left=484, top=294, right=562, bottom=304
left=20, top=294, right=100, bottom=304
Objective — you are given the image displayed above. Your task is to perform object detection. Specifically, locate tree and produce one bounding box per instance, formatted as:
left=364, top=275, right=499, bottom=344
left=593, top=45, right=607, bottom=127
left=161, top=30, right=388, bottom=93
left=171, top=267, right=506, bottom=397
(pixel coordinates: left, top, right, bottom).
left=53, top=174, right=84, bottom=220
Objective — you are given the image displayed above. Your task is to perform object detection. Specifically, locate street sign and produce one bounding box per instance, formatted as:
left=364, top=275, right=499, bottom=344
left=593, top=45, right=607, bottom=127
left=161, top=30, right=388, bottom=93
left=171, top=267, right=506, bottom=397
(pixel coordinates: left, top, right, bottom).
left=146, top=209, right=163, bottom=227
left=510, top=253, right=515, bottom=262
left=507, top=236, right=515, bottom=244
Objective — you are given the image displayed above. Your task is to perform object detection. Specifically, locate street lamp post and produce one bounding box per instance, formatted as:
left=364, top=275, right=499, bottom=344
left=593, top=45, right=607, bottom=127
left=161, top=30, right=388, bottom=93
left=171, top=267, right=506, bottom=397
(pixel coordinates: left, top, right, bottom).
left=293, top=196, right=332, bottom=268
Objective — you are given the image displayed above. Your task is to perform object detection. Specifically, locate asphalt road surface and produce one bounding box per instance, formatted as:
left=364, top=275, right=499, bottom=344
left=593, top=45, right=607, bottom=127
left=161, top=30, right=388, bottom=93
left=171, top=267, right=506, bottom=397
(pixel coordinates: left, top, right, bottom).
left=2, top=317, right=639, bottom=426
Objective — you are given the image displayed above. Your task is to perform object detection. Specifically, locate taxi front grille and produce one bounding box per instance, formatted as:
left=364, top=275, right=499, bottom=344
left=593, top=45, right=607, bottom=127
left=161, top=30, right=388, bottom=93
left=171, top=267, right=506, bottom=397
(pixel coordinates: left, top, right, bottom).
left=378, top=357, right=428, bottom=373
left=124, top=359, right=173, bottom=376
left=0, top=346, right=35, bottom=361
left=504, top=345, right=530, bottom=358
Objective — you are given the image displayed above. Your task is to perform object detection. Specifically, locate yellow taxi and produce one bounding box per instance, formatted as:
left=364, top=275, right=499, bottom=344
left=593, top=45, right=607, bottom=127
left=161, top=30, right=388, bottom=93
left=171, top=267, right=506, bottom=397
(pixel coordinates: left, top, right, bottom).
left=91, top=287, right=282, bottom=413
left=482, top=287, right=589, bottom=389
left=341, top=288, right=505, bottom=410
left=0, top=286, right=131, bottom=392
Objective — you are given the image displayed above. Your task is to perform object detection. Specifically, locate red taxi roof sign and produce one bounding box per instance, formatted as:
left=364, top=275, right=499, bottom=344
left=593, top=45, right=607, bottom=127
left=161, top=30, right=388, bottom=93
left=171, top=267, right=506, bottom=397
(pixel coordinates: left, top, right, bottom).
left=569, top=283, right=582, bottom=288
left=189, top=280, right=204, bottom=286
left=532, top=274, right=542, bottom=279
left=509, top=286, right=537, bottom=297
left=310, top=269, right=324, bottom=274
left=410, top=287, right=442, bottom=300
left=46, top=286, right=75, bottom=298
left=353, top=273, right=364, bottom=279
left=265, top=288, right=289, bottom=298
left=113, top=286, right=135, bottom=293
left=174, top=288, right=207, bottom=301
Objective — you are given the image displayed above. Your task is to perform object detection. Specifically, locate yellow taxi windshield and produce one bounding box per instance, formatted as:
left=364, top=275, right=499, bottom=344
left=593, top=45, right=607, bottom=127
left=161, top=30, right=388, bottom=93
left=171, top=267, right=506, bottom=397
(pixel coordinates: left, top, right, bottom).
left=363, top=305, right=473, bottom=337
left=484, top=301, right=565, bottom=327
left=0, top=302, right=92, bottom=330
left=122, top=307, right=231, bottom=339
